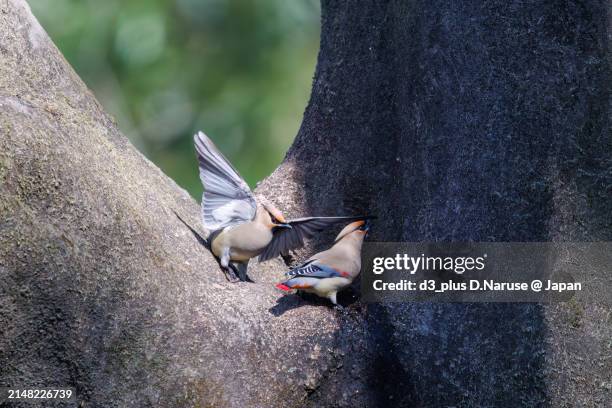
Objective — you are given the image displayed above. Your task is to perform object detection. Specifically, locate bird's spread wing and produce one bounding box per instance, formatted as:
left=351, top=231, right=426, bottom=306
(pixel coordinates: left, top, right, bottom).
left=258, top=216, right=367, bottom=262
left=194, top=131, right=256, bottom=230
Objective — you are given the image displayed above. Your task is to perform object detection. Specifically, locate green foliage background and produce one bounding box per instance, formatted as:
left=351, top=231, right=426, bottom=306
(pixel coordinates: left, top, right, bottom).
left=29, top=0, right=320, bottom=197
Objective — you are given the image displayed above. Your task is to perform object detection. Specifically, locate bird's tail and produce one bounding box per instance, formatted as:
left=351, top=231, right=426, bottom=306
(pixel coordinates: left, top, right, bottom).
left=275, top=283, right=292, bottom=291
left=173, top=210, right=211, bottom=249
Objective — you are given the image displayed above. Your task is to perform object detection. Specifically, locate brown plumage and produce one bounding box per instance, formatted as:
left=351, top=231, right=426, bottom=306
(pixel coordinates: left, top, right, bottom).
left=276, top=220, right=369, bottom=305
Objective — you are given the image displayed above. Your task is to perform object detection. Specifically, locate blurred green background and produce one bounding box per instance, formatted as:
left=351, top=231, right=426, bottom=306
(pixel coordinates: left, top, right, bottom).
left=29, top=0, right=320, bottom=197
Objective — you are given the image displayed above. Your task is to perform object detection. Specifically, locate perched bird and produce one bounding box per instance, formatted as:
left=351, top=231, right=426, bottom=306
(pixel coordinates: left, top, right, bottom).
left=275, top=219, right=369, bottom=306
left=194, top=131, right=366, bottom=282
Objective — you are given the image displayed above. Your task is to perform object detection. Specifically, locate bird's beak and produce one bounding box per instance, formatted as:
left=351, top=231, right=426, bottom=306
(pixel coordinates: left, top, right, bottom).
left=272, top=223, right=292, bottom=231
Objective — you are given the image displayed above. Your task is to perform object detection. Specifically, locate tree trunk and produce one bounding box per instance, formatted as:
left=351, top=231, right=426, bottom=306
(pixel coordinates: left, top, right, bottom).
left=1, top=0, right=610, bottom=407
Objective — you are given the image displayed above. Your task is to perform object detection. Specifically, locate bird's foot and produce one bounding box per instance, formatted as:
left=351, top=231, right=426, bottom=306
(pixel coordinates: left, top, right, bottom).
left=333, top=303, right=345, bottom=311
left=280, top=252, right=294, bottom=266
left=232, top=262, right=253, bottom=282
left=223, top=266, right=240, bottom=283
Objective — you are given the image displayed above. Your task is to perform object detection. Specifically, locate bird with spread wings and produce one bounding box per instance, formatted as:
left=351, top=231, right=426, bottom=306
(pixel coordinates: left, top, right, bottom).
left=194, top=131, right=368, bottom=282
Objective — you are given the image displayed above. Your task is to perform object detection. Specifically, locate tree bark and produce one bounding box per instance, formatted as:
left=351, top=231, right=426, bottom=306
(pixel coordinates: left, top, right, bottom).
left=1, top=0, right=610, bottom=407
left=0, top=1, right=340, bottom=407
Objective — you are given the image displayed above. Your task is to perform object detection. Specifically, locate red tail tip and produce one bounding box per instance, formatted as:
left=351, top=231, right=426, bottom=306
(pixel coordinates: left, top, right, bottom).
left=276, top=283, right=292, bottom=291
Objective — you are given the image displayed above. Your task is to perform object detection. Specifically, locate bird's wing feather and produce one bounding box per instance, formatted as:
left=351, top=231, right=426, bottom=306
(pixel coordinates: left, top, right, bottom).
left=194, top=131, right=257, bottom=230
left=258, top=216, right=367, bottom=262
left=280, top=276, right=320, bottom=290
left=285, top=263, right=342, bottom=279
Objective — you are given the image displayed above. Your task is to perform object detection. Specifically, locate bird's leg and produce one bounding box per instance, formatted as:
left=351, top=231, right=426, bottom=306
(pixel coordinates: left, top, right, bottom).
left=223, top=266, right=240, bottom=283
left=227, top=263, right=241, bottom=282
left=234, top=261, right=251, bottom=282
left=280, top=251, right=294, bottom=266
left=220, top=248, right=239, bottom=283
left=329, top=291, right=343, bottom=309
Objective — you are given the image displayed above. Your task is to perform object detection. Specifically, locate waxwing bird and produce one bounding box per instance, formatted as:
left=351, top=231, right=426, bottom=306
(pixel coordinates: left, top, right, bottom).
left=275, top=220, right=370, bottom=306
left=194, top=131, right=367, bottom=282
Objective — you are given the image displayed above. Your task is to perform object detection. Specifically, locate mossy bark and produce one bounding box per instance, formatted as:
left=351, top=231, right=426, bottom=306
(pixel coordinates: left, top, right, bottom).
left=0, top=1, right=337, bottom=407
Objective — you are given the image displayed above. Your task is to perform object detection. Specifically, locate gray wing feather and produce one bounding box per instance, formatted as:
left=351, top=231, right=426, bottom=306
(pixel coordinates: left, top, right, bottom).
left=258, top=216, right=366, bottom=262
left=285, top=263, right=341, bottom=279
left=194, top=131, right=256, bottom=230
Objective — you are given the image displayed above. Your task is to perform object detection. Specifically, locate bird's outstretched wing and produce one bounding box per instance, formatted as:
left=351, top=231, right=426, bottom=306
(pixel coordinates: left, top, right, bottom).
left=258, top=216, right=369, bottom=262
left=194, top=131, right=257, bottom=230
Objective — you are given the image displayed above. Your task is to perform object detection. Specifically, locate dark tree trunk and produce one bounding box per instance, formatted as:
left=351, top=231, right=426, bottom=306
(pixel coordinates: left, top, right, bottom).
left=1, top=0, right=610, bottom=407
left=262, top=0, right=611, bottom=406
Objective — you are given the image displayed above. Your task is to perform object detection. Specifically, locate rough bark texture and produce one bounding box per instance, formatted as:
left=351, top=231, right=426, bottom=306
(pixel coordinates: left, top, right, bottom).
left=265, top=0, right=611, bottom=407
left=1, top=1, right=610, bottom=408
left=0, top=1, right=340, bottom=407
